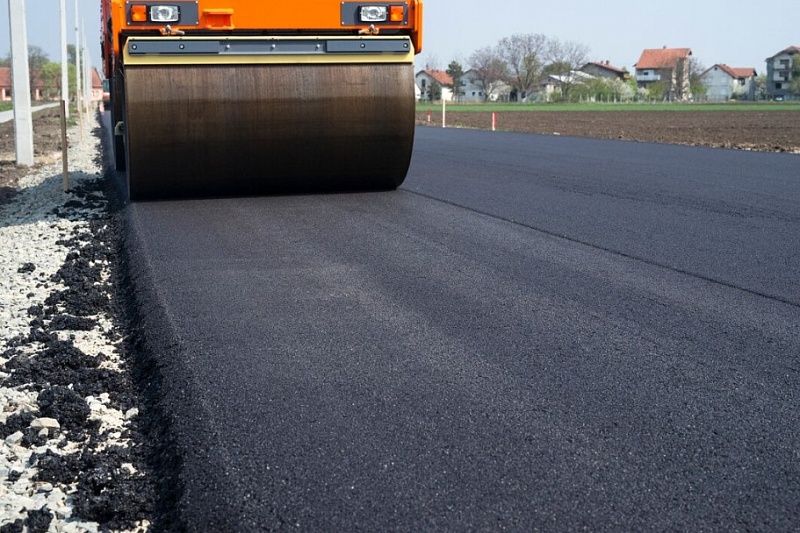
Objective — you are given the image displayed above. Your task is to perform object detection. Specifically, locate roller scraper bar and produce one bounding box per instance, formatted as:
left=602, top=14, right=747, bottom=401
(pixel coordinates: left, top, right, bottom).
left=123, top=36, right=415, bottom=64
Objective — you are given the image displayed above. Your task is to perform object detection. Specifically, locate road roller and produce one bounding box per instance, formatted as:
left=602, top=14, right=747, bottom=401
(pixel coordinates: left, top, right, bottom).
left=101, top=1, right=423, bottom=200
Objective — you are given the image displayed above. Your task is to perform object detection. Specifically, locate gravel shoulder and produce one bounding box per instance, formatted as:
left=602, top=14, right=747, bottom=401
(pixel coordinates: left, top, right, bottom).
left=1, top=110, right=154, bottom=532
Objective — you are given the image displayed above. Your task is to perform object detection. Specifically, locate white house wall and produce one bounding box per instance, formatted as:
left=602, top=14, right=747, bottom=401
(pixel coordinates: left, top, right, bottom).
left=701, top=68, right=734, bottom=101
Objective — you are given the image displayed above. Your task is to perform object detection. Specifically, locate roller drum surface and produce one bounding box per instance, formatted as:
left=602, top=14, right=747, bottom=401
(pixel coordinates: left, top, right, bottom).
left=124, top=63, right=414, bottom=200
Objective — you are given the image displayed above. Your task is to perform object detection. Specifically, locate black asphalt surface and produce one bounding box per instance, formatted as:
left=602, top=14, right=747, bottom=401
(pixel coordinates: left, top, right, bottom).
left=120, top=127, right=800, bottom=531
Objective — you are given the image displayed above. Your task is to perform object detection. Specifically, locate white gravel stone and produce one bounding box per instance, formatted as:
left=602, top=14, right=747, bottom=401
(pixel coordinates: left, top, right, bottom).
left=30, top=417, right=61, bottom=430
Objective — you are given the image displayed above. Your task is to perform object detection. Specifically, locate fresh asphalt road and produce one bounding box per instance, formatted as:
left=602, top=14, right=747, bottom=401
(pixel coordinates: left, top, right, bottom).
left=121, top=127, right=800, bottom=531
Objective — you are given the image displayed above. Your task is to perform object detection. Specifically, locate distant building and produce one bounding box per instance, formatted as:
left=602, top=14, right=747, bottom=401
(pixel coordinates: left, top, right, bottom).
left=460, top=69, right=511, bottom=102
left=539, top=71, right=595, bottom=101
left=0, top=66, right=104, bottom=102
left=700, top=64, right=757, bottom=101
left=415, top=69, right=454, bottom=102
left=634, top=47, right=692, bottom=101
left=765, top=46, right=800, bottom=100
left=0, top=67, right=10, bottom=101
left=580, top=61, right=629, bottom=81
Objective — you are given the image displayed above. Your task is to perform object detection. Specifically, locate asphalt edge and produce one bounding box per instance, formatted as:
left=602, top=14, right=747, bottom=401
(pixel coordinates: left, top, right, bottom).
left=100, top=113, right=188, bottom=532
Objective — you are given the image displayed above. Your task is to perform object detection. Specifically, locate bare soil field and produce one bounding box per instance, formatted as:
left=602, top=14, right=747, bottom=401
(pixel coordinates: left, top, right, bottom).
left=416, top=110, right=800, bottom=154
left=1, top=107, right=67, bottom=205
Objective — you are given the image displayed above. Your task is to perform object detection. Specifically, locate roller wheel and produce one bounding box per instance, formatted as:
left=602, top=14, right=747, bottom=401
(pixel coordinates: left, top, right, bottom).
left=123, top=63, right=415, bottom=200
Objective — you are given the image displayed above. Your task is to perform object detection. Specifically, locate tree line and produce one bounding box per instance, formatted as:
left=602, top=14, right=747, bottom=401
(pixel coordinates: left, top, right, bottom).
left=425, top=33, right=800, bottom=102
left=424, top=33, right=597, bottom=102
left=1, top=45, right=81, bottom=100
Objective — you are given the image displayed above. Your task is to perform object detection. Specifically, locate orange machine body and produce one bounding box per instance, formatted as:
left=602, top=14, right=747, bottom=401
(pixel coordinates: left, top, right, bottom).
left=102, top=0, right=423, bottom=77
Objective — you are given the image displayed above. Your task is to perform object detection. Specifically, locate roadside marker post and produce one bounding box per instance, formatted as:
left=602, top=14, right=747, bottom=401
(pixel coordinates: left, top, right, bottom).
left=61, top=100, right=69, bottom=192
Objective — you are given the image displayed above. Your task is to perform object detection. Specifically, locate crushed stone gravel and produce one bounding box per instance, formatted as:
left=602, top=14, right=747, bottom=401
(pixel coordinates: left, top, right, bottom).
left=1, top=112, right=154, bottom=532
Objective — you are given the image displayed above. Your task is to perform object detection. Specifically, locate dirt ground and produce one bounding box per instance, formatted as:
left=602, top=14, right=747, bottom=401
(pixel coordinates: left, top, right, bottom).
left=2, top=108, right=798, bottom=205
left=0, top=107, right=68, bottom=205
left=416, top=110, right=800, bottom=154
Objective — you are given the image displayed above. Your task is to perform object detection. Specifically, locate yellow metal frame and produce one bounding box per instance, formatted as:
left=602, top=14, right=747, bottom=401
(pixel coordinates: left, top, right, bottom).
left=123, top=36, right=415, bottom=66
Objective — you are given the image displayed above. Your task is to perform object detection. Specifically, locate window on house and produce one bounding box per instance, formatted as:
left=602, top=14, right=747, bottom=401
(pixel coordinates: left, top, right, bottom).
left=776, top=82, right=783, bottom=89
left=421, top=79, right=426, bottom=88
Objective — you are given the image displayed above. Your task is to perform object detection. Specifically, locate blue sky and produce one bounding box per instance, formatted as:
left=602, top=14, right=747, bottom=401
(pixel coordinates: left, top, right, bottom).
left=1, top=1, right=797, bottom=75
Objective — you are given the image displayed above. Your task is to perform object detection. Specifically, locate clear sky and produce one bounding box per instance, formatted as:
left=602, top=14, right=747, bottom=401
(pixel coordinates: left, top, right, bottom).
left=1, top=0, right=797, bottom=75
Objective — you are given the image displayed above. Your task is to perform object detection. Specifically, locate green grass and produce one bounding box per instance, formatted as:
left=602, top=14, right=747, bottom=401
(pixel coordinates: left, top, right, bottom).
left=416, top=102, right=800, bottom=112
left=0, top=102, right=12, bottom=112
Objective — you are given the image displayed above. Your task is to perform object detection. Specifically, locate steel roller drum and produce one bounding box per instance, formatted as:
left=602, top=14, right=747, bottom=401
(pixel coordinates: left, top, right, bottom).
left=123, top=62, right=415, bottom=200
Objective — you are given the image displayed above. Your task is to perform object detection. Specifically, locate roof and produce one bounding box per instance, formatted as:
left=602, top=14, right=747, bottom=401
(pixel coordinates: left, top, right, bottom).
left=583, top=61, right=627, bottom=75
left=418, top=69, right=454, bottom=86
left=635, top=48, right=692, bottom=70
left=706, top=64, right=757, bottom=79
left=92, top=68, right=103, bottom=89
left=543, top=71, right=595, bottom=85
left=766, top=46, right=800, bottom=60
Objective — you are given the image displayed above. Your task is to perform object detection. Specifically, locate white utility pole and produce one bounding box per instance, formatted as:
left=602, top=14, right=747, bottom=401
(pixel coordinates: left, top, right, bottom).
left=8, top=0, right=33, bottom=166
left=60, top=0, right=69, bottom=118
left=83, top=27, right=91, bottom=111
left=74, top=2, right=83, bottom=136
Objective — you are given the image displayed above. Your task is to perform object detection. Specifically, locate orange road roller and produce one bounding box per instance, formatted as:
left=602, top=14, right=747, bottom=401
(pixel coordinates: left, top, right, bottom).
left=101, top=1, right=423, bottom=200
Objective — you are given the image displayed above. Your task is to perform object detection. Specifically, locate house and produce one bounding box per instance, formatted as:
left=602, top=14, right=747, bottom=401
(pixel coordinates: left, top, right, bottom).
left=539, top=71, right=595, bottom=101
left=765, top=46, right=800, bottom=100
left=580, top=61, right=629, bottom=81
left=91, top=68, right=104, bottom=102
left=0, top=66, right=104, bottom=102
left=0, top=67, right=10, bottom=101
left=700, top=64, right=757, bottom=101
left=0, top=66, right=46, bottom=101
left=460, top=69, right=511, bottom=102
left=415, top=69, right=453, bottom=102
left=634, top=47, right=692, bottom=101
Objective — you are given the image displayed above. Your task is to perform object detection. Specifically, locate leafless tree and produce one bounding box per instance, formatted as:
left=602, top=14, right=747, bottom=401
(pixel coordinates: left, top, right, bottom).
left=420, top=53, right=441, bottom=72
left=545, top=38, right=590, bottom=98
left=468, top=46, right=508, bottom=101
left=497, top=33, right=548, bottom=101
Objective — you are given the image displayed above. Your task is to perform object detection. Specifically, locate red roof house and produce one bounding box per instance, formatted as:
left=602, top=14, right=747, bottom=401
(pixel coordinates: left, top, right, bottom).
left=634, top=47, right=693, bottom=100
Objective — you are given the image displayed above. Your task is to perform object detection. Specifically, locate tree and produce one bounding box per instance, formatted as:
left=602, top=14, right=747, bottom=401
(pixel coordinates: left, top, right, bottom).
left=446, top=60, right=465, bottom=102
left=419, top=53, right=440, bottom=71
left=647, top=81, right=667, bottom=100
left=67, top=44, right=77, bottom=66
left=38, top=62, right=63, bottom=99
left=754, top=74, right=767, bottom=100
left=27, top=45, right=49, bottom=70
left=791, top=55, right=800, bottom=97
left=688, top=57, right=707, bottom=100
left=545, top=39, right=590, bottom=99
left=497, top=33, right=548, bottom=101
left=468, top=46, right=508, bottom=101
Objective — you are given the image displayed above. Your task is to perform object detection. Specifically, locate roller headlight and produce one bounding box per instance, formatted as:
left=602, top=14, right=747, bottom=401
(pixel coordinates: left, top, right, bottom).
left=150, top=5, right=180, bottom=23
left=360, top=6, right=388, bottom=22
